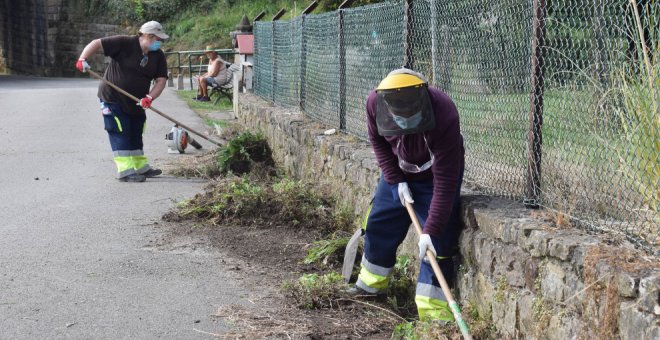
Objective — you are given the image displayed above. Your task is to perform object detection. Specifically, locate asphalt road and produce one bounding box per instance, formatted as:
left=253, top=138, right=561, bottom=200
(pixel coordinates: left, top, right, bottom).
left=0, top=75, right=250, bottom=339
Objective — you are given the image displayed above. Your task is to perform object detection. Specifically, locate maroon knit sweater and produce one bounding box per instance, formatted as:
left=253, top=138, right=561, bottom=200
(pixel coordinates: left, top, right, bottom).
left=366, top=87, right=465, bottom=237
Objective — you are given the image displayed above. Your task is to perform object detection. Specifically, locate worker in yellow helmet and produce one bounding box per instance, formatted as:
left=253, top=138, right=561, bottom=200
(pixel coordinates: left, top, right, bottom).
left=347, top=68, right=465, bottom=322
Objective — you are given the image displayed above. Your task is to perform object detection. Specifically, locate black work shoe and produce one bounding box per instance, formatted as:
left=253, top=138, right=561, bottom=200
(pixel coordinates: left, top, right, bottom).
left=344, top=285, right=386, bottom=297
left=118, top=174, right=146, bottom=182
left=142, top=168, right=162, bottom=178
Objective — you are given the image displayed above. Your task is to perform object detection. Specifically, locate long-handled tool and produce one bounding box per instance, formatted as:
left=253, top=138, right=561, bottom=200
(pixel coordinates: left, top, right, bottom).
left=404, top=201, right=472, bottom=340
left=88, top=70, right=222, bottom=147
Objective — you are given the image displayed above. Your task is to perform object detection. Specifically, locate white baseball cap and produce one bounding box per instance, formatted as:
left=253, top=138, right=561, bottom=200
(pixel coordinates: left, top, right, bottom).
left=139, top=21, right=169, bottom=40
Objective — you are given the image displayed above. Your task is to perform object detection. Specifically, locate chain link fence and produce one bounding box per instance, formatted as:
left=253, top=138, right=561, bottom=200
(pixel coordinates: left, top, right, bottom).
left=253, top=0, right=659, bottom=254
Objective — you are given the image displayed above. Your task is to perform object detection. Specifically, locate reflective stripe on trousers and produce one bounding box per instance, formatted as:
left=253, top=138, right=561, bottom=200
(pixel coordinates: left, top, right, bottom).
left=358, top=168, right=463, bottom=321
left=113, top=150, right=151, bottom=176
left=101, top=101, right=152, bottom=178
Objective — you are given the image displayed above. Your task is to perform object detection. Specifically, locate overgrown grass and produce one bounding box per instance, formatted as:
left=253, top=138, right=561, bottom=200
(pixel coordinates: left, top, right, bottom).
left=606, top=1, right=658, bottom=216
left=170, top=175, right=354, bottom=233
left=175, top=89, right=232, bottom=112
left=282, top=272, right=346, bottom=309
left=303, top=234, right=349, bottom=265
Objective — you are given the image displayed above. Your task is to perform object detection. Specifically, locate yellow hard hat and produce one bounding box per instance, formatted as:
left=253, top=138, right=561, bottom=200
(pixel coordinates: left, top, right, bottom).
left=376, top=68, right=427, bottom=91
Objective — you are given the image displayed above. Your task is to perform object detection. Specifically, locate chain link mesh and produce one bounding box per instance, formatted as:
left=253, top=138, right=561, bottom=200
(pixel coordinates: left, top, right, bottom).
left=253, top=22, right=273, bottom=100
left=253, top=0, right=658, bottom=253
left=411, top=0, right=533, bottom=200
left=301, top=12, right=341, bottom=128
left=273, top=18, right=302, bottom=107
left=343, top=2, right=406, bottom=137
left=538, top=0, right=658, bottom=251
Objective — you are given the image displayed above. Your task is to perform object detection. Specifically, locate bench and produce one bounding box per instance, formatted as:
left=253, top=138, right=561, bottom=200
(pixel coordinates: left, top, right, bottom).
left=209, top=63, right=240, bottom=105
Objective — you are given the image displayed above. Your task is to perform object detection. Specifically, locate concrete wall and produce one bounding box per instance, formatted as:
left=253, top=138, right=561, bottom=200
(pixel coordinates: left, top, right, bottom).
left=236, top=92, right=659, bottom=339
left=0, top=0, right=124, bottom=76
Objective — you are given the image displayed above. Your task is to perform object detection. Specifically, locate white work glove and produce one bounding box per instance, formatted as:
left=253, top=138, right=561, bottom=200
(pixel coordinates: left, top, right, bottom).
left=397, top=182, right=414, bottom=206
left=418, top=234, right=437, bottom=262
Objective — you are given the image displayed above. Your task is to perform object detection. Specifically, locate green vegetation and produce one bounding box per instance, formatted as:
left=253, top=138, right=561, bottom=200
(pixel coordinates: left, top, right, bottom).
left=303, top=235, right=349, bottom=265
left=607, top=2, right=658, bottom=215
left=82, top=0, right=387, bottom=52
left=216, top=131, right=273, bottom=175
left=392, top=302, right=498, bottom=339
left=176, top=177, right=264, bottom=220
left=387, top=255, right=417, bottom=318
left=175, top=89, right=232, bottom=112
left=172, top=173, right=354, bottom=233
left=282, top=272, right=346, bottom=309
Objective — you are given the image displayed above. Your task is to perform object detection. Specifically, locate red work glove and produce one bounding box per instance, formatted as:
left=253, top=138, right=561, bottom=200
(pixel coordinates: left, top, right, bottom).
left=75, top=58, right=90, bottom=73
left=136, top=95, right=153, bottom=109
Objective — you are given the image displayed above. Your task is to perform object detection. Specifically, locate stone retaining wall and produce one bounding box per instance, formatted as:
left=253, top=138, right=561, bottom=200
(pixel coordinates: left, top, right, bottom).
left=237, top=93, right=658, bottom=339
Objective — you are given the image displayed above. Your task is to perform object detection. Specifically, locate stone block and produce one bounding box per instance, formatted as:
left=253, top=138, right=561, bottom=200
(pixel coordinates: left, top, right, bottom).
left=541, top=260, right=567, bottom=301
left=475, top=236, right=496, bottom=275
left=616, top=271, right=638, bottom=298
left=522, top=230, right=551, bottom=257
left=547, top=312, right=579, bottom=340
left=504, top=248, right=526, bottom=288
left=618, top=301, right=659, bottom=340
left=524, top=258, right=540, bottom=292
left=517, top=291, right=536, bottom=336
left=547, top=233, right=579, bottom=261
left=492, top=292, right=517, bottom=336
left=638, top=273, right=660, bottom=313
left=474, top=209, right=506, bottom=240
left=501, top=220, right=523, bottom=244
left=473, top=272, right=496, bottom=318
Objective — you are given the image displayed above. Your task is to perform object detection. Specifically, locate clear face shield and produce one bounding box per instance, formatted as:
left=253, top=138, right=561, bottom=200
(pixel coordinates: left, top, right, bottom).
left=375, top=85, right=435, bottom=136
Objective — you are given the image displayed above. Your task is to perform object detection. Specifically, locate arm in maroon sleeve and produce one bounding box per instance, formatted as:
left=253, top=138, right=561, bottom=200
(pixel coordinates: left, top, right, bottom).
left=366, top=90, right=406, bottom=185
left=423, top=90, right=464, bottom=237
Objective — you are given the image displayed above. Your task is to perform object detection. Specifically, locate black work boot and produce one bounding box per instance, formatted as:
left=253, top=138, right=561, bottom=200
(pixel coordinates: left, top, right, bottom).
left=118, top=174, right=146, bottom=182
left=142, top=168, right=162, bottom=178
left=344, top=285, right=386, bottom=298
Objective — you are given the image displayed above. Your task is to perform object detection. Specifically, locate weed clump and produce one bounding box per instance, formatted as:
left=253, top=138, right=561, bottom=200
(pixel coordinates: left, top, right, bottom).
left=217, top=131, right=275, bottom=176
left=282, top=273, right=346, bottom=309
left=165, top=176, right=353, bottom=233
left=303, top=235, right=349, bottom=265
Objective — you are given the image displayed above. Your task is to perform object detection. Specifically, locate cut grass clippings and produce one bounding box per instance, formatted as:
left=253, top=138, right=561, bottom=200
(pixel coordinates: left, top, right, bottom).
left=164, top=175, right=352, bottom=235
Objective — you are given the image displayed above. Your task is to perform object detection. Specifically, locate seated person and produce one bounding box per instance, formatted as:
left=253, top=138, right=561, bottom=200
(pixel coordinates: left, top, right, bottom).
left=194, top=45, right=230, bottom=101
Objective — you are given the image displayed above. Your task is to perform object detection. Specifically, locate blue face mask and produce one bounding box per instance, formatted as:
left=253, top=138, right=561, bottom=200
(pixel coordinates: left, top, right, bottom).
left=148, top=40, right=162, bottom=51
left=392, top=111, right=423, bottom=129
